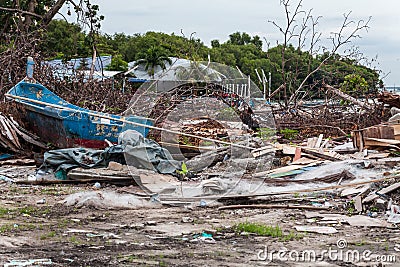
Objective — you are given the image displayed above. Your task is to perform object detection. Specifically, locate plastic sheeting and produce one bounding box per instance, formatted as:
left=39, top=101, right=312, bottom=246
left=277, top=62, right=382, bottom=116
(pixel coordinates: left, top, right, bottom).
left=39, top=130, right=180, bottom=175
left=119, top=130, right=180, bottom=174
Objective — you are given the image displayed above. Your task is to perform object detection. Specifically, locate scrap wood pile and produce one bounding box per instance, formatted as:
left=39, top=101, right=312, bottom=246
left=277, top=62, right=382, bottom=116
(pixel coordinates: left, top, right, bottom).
left=378, top=91, right=400, bottom=109
left=272, top=85, right=387, bottom=142
left=179, top=118, right=229, bottom=147
left=139, top=83, right=256, bottom=144
left=0, top=112, right=46, bottom=155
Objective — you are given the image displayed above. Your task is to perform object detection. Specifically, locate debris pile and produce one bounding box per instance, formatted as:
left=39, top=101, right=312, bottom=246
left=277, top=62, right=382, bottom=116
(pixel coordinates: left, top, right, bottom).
left=179, top=118, right=229, bottom=147
left=0, top=112, right=46, bottom=154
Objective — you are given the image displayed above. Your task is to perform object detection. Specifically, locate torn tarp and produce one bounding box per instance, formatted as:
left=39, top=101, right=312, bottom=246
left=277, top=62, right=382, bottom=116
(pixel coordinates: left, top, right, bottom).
left=118, top=130, right=181, bottom=174
left=39, top=130, right=181, bottom=175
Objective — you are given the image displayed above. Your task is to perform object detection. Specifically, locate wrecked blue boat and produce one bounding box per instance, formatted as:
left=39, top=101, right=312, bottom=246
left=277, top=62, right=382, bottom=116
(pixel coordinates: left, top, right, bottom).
left=6, top=80, right=153, bottom=148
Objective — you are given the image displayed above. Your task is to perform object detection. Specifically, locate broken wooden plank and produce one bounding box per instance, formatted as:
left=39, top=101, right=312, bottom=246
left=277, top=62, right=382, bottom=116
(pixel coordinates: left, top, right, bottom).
left=253, top=162, right=320, bottom=178
left=16, top=178, right=138, bottom=186
left=364, top=137, right=400, bottom=146
left=315, top=134, right=324, bottom=148
left=218, top=204, right=329, bottom=211
left=0, top=159, right=35, bottom=165
left=363, top=182, right=400, bottom=203
left=353, top=195, right=363, bottom=212
left=341, top=185, right=370, bottom=197
left=301, top=148, right=340, bottom=161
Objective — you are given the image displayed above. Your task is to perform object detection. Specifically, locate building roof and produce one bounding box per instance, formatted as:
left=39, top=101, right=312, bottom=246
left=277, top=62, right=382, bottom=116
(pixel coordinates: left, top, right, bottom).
left=126, top=57, right=226, bottom=82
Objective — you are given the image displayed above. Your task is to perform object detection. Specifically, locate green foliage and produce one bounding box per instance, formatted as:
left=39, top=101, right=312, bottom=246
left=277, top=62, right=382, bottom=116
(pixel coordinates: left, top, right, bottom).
left=40, top=231, right=56, bottom=240
left=106, top=54, right=128, bottom=71
left=176, top=162, right=189, bottom=179
left=181, top=162, right=188, bottom=175
left=39, top=22, right=381, bottom=94
left=41, top=19, right=89, bottom=60
left=234, top=221, right=303, bottom=241
left=134, top=46, right=172, bottom=77
left=280, top=128, right=299, bottom=140
left=258, top=127, right=276, bottom=141
left=0, top=0, right=54, bottom=35
left=227, top=32, right=263, bottom=49
left=234, top=222, right=283, bottom=237
left=340, top=73, right=368, bottom=96
left=281, top=230, right=304, bottom=241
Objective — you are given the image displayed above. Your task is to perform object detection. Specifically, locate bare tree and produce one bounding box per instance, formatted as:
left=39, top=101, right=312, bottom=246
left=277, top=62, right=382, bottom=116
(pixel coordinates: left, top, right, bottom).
left=266, top=0, right=385, bottom=139
left=269, top=0, right=371, bottom=109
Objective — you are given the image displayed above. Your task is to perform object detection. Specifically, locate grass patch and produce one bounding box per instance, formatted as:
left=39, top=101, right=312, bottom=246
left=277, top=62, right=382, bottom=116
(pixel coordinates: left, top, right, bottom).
left=281, top=230, right=304, bottom=241
left=40, top=231, right=56, bottom=240
left=57, top=219, right=70, bottom=228
left=69, top=235, right=83, bottom=245
left=234, top=222, right=283, bottom=237
left=234, top=222, right=304, bottom=241
left=0, top=223, right=37, bottom=233
left=0, top=224, right=14, bottom=233
left=40, top=187, right=61, bottom=195
left=0, top=207, right=12, bottom=217
left=19, top=206, right=39, bottom=216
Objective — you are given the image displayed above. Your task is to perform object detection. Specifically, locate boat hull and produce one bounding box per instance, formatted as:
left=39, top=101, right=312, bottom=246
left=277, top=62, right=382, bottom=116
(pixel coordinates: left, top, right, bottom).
left=8, top=81, right=153, bottom=149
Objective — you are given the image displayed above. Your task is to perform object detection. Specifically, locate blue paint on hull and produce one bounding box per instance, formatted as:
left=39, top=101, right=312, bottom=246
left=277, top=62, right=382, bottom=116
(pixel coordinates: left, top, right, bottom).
left=7, top=81, right=153, bottom=148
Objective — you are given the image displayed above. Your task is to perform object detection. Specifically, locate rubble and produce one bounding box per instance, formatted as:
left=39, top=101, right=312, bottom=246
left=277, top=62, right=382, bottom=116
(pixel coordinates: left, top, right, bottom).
left=1, top=72, right=400, bottom=265
left=0, top=113, right=47, bottom=154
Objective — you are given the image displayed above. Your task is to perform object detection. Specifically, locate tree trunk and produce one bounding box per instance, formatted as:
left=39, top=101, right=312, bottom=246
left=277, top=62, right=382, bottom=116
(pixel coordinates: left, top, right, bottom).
left=40, top=0, right=68, bottom=27
left=324, top=84, right=373, bottom=110
left=24, top=0, right=37, bottom=31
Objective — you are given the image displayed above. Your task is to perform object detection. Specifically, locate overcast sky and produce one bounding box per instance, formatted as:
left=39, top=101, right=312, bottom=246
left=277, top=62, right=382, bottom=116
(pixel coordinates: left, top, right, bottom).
left=61, top=0, right=400, bottom=86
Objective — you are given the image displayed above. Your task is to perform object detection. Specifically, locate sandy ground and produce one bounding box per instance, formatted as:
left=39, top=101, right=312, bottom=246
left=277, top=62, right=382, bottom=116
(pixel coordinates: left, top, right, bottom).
left=1, top=171, right=400, bottom=267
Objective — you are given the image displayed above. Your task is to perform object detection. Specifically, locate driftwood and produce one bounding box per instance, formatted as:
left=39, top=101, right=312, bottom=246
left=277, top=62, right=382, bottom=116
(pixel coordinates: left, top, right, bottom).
left=324, top=84, right=373, bottom=110
left=378, top=91, right=400, bottom=109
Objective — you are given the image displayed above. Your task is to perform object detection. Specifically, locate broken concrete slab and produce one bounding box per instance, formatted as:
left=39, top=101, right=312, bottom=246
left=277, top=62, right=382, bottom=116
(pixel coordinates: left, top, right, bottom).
left=61, top=190, right=161, bottom=209
left=341, top=185, right=370, bottom=197
left=294, top=225, right=338, bottom=234
left=353, top=195, right=363, bottom=212
left=304, top=212, right=393, bottom=228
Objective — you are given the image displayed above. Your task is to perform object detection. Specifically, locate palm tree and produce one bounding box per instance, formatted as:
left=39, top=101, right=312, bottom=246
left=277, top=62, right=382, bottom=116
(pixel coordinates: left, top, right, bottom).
left=134, top=46, right=172, bottom=78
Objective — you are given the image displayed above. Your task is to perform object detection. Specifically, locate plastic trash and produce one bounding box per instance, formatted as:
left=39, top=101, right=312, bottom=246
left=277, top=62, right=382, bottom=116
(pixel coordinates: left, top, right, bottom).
left=388, top=205, right=400, bottom=224
left=36, top=198, right=46, bottom=204
left=190, top=232, right=216, bottom=243
left=199, top=200, right=207, bottom=207
left=54, top=169, right=67, bottom=180
left=26, top=57, right=34, bottom=79
left=5, top=258, right=52, bottom=267
left=150, top=194, right=160, bottom=203
left=0, top=175, right=15, bottom=183
left=201, top=232, right=213, bottom=238
left=94, top=182, right=101, bottom=189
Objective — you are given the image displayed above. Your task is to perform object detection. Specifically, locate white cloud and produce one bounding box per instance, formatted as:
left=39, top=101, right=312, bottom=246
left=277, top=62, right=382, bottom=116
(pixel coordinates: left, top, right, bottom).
left=58, top=0, right=400, bottom=85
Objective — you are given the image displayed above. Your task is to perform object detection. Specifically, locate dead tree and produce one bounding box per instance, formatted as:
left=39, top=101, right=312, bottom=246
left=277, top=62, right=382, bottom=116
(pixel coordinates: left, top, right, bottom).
left=267, top=0, right=383, bottom=137
left=269, top=0, right=371, bottom=109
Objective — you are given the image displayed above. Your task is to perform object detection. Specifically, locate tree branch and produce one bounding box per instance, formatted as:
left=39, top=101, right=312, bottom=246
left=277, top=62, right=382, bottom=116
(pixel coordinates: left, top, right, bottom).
left=0, top=7, right=42, bottom=19
left=40, top=0, right=68, bottom=27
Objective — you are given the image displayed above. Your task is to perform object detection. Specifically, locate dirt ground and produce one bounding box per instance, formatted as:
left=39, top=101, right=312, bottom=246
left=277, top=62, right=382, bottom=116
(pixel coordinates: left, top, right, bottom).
left=1, top=168, right=400, bottom=267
